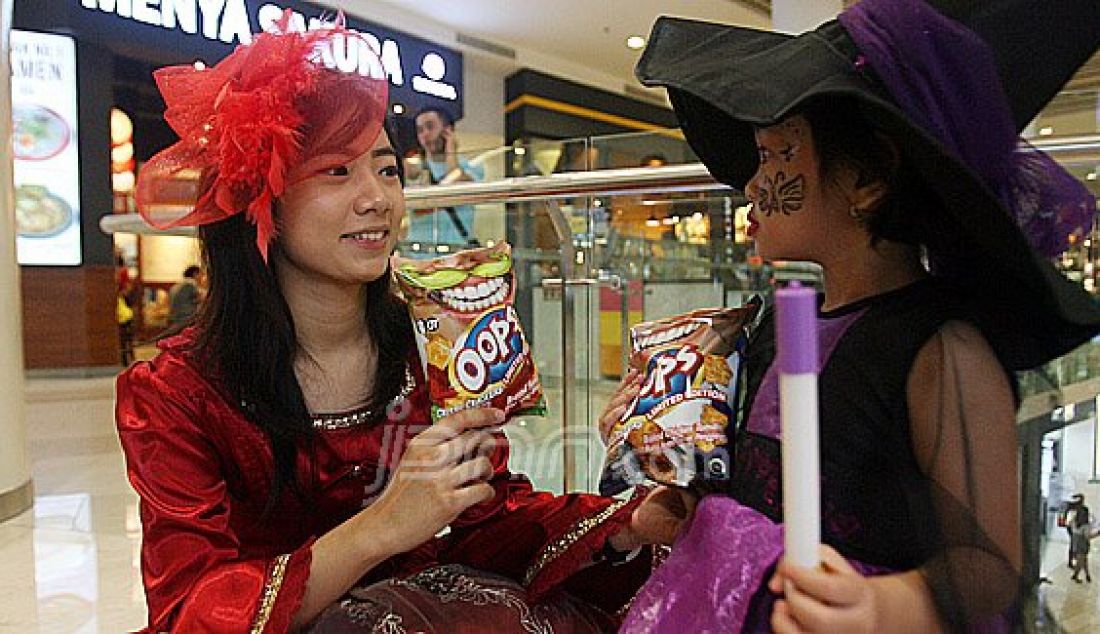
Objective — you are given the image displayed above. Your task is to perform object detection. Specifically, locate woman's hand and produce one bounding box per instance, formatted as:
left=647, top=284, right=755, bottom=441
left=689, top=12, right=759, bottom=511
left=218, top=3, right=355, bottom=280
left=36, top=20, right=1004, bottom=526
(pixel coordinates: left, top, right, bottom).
left=611, top=485, right=699, bottom=551
left=598, top=368, right=642, bottom=444
left=767, top=545, right=879, bottom=633
left=362, top=407, right=503, bottom=555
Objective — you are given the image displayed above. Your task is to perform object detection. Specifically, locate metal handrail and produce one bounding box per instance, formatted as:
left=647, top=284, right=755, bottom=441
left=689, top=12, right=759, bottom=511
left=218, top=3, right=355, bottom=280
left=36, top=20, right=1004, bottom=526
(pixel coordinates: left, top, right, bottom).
left=99, top=163, right=727, bottom=236
left=98, top=131, right=1100, bottom=237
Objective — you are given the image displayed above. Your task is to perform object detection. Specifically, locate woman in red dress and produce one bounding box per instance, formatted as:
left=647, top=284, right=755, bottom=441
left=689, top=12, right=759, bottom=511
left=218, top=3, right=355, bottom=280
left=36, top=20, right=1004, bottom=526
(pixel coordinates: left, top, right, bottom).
left=116, top=16, right=679, bottom=632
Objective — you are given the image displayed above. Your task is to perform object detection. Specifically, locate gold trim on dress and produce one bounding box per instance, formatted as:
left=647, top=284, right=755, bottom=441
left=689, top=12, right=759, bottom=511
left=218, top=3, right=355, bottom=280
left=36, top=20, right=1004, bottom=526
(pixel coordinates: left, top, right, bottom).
left=310, top=367, right=416, bottom=430
left=251, top=553, right=291, bottom=633
left=522, top=499, right=629, bottom=587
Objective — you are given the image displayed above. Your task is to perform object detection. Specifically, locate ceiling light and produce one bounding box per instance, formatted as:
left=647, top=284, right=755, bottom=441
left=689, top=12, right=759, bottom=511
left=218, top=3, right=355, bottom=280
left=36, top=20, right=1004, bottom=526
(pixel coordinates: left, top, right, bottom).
left=645, top=215, right=660, bottom=227
left=514, top=147, right=526, bottom=156
left=193, top=60, right=206, bottom=70
left=1087, top=172, right=1097, bottom=181
left=662, top=215, right=680, bottom=225
left=1039, top=126, right=1054, bottom=136
left=392, top=103, right=405, bottom=115
left=626, top=35, right=646, bottom=50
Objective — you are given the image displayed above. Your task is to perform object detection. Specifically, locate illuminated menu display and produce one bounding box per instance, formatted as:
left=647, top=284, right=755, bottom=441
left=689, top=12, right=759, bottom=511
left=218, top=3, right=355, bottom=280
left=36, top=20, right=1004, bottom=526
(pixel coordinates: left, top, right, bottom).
left=11, top=30, right=82, bottom=266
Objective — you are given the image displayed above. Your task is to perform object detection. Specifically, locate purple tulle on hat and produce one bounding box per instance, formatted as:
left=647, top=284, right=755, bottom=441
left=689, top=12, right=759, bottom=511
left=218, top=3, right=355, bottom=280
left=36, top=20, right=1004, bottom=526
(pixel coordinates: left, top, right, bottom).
left=838, top=0, right=1095, bottom=258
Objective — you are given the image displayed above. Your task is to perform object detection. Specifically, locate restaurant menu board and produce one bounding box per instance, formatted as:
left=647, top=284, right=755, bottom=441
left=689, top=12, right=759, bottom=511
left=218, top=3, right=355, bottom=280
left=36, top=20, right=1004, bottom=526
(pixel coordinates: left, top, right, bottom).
left=11, top=30, right=81, bottom=266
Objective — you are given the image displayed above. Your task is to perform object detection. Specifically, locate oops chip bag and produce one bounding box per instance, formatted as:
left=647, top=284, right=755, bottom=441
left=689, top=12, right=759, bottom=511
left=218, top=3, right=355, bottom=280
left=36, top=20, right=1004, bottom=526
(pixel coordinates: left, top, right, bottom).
left=599, top=300, right=762, bottom=496
left=394, top=242, right=546, bottom=421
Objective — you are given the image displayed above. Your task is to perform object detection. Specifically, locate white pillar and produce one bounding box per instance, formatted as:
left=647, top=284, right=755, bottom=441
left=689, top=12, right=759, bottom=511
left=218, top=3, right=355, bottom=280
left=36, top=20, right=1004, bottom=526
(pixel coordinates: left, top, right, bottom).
left=0, top=0, right=32, bottom=523
left=771, top=0, right=844, bottom=34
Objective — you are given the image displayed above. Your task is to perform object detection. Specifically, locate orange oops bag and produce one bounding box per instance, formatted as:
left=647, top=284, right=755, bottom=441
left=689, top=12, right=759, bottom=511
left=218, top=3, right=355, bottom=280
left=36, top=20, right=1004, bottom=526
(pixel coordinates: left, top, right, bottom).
left=394, top=242, right=546, bottom=421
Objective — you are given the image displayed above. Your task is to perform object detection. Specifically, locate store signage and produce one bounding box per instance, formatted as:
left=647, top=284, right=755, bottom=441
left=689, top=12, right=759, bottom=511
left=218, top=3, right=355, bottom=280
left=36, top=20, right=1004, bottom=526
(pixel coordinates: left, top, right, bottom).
left=11, top=30, right=82, bottom=266
left=78, top=0, right=461, bottom=103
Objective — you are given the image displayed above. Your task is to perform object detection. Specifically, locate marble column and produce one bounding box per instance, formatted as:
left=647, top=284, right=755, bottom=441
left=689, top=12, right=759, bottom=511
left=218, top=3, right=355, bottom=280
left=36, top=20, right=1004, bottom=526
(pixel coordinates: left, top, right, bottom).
left=0, top=0, right=32, bottom=523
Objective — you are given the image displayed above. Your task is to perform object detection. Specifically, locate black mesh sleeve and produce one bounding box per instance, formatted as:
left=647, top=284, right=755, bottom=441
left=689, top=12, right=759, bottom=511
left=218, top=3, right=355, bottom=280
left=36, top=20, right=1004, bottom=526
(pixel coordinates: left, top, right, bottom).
left=906, top=320, right=1023, bottom=629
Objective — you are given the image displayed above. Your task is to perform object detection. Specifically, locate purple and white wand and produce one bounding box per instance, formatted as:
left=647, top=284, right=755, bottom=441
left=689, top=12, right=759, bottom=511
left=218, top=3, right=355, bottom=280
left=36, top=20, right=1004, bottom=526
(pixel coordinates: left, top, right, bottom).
left=776, top=281, right=820, bottom=569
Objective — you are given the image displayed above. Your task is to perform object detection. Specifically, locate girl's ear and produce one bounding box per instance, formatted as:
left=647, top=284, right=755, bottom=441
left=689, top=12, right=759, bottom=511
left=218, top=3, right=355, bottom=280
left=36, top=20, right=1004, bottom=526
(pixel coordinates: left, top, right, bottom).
left=846, top=131, right=900, bottom=214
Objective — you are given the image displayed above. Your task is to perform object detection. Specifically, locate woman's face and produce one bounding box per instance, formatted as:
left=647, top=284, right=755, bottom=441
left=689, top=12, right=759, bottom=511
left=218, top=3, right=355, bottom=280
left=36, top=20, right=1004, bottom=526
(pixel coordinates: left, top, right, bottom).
left=744, top=115, right=842, bottom=262
left=274, top=131, right=405, bottom=285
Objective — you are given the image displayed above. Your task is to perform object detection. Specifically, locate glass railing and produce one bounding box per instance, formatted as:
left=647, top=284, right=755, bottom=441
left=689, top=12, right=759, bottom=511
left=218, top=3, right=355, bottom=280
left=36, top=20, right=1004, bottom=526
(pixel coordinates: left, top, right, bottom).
left=101, top=128, right=1100, bottom=495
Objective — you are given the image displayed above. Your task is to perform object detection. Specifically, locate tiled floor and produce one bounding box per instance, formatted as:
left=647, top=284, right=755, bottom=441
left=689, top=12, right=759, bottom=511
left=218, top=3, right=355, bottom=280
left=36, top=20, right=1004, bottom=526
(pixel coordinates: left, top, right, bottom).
left=3, top=372, right=1098, bottom=632
left=1, top=375, right=145, bottom=632
left=1039, top=535, right=1100, bottom=633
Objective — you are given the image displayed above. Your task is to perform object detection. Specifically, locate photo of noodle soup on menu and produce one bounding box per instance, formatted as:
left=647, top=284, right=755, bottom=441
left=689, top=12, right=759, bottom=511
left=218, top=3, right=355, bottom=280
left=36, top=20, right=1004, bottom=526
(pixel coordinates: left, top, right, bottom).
left=15, top=184, right=74, bottom=238
left=12, top=103, right=71, bottom=161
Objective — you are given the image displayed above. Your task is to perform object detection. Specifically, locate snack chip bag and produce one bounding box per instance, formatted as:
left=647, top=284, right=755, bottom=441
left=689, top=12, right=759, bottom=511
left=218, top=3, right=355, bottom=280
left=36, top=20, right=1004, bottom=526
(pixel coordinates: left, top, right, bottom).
left=394, top=242, right=546, bottom=421
left=599, top=300, right=762, bottom=496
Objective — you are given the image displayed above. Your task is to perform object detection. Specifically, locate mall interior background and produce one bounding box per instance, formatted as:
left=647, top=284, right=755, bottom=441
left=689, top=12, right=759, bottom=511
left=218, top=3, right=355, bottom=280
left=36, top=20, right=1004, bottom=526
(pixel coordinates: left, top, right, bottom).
left=0, top=0, right=1098, bottom=631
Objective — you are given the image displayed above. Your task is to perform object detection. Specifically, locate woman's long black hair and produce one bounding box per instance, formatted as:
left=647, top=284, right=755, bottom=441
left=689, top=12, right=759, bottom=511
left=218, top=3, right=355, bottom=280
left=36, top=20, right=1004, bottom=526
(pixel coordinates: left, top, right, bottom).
left=188, top=118, right=413, bottom=517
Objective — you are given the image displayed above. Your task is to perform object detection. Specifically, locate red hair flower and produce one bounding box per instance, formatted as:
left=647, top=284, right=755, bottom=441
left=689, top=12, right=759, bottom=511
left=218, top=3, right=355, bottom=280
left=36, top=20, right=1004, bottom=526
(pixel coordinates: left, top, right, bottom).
left=135, top=11, right=388, bottom=261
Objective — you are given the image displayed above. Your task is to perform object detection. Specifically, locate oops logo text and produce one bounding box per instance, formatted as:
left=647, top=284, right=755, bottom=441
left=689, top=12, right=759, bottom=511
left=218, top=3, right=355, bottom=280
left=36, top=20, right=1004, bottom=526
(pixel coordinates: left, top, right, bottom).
left=453, top=308, right=522, bottom=393
left=633, top=346, right=703, bottom=416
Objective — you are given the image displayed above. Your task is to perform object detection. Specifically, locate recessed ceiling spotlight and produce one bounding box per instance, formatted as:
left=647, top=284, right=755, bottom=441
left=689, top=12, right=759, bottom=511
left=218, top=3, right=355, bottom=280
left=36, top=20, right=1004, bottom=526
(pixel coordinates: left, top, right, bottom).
left=392, top=103, right=405, bottom=115
left=1039, top=126, right=1054, bottom=136
left=626, top=35, right=646, bottom=50
left=1087, top=172, right=1097, bottom=181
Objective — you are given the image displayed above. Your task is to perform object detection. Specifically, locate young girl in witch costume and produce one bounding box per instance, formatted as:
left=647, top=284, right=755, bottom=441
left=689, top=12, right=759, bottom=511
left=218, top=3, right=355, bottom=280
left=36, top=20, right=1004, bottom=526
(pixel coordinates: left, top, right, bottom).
left=116, top=16, right=676, bottom=633
left=601, top=0, right=1100, bottom=631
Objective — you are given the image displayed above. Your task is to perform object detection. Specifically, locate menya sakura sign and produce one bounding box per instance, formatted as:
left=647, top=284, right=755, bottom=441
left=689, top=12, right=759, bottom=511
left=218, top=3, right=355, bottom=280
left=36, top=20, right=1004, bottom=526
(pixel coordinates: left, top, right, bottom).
left=78, top=0, right=461, bottom=104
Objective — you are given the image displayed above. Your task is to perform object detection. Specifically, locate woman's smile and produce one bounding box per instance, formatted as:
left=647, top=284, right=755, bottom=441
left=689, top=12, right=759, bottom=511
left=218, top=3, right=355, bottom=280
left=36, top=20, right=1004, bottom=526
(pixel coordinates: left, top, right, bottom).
left=340, top=227, right=392, bottom=250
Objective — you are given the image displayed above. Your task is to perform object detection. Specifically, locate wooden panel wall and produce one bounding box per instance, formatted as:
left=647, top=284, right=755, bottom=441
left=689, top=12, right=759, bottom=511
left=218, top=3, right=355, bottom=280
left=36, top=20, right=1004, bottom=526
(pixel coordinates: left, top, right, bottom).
left=20, top=265, right=120, bottom=368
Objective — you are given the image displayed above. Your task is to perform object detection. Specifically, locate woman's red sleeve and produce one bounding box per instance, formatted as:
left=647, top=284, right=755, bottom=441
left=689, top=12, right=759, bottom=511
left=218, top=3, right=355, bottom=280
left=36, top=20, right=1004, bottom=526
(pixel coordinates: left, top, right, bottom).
left=116, top=360, right=312, bottom=633
left=440, top=431, right=648, bottom=607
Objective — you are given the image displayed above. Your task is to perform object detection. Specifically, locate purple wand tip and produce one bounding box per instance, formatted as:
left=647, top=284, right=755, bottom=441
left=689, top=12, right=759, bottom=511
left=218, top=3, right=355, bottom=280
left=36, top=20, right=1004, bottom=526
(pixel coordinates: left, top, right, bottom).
left=776, top=281, right=818, bottom=374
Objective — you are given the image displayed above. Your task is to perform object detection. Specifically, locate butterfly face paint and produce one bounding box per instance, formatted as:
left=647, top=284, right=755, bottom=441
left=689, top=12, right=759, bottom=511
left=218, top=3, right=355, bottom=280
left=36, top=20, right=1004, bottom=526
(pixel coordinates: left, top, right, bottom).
left=751, top=117, right=810, bottom=217
left=744, top=115, right=830, bottom=262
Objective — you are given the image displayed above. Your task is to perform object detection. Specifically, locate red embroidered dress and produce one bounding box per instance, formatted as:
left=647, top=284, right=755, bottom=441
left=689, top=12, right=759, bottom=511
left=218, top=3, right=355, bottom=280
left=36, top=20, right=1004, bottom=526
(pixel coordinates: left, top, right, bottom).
left=117, top=331, right=643, bottom=632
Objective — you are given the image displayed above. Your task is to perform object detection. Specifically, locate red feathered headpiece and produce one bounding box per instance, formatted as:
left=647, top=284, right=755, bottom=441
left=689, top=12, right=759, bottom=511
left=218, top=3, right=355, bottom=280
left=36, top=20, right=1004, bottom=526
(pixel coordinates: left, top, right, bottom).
left=135, top=11, right=388, bottom=261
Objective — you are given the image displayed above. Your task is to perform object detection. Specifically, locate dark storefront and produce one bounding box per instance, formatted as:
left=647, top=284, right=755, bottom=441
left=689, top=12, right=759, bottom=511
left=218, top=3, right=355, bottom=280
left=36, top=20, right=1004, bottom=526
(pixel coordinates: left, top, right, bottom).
left=13, top=0, right=464, bottom=368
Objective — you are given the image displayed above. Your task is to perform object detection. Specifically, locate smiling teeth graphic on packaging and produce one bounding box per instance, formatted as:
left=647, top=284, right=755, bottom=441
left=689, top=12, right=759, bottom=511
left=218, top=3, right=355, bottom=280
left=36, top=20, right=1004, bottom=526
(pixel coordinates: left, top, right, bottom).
left=395, top=242, right=545, bottom=422
left=599, top=300, right=762, bottom=496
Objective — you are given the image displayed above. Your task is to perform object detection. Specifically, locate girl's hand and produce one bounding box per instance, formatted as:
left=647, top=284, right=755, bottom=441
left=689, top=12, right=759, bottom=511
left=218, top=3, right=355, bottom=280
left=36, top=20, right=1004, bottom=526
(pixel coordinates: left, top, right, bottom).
left=364, top=407, right=503, bottom=555
left=598, top=368, right=642, bottom=444
left=768, top=545, right=879, bottom=633
left=611, top=485, right=699, bottom=550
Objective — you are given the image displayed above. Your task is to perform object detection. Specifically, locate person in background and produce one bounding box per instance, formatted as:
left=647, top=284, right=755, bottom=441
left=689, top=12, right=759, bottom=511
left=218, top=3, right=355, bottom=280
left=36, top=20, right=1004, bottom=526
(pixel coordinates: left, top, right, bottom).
left=1070, top=503, right=1093, bottom=583
left=618, top=0, right=1100, bottom=630
left=117, top=16, right=677, bottom=632
left=1064, top=493, right=1086, bottom=568
left=116, top=253, right=137, bottom=365
left=167, top=264, right=204, bottom=331
left=115, top=254, right=135, bottom=365
left=403, top=106, right=483, bottom=248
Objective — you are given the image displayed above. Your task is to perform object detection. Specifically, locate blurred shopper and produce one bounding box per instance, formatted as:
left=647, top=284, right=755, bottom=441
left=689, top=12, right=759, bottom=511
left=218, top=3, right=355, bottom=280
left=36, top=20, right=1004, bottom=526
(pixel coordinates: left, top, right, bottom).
left=116, top=253, right=136, bottom=365
left=611, top=0, right=1100, bottom=631
left=404, top=106, right=483, bottom=248
left=115, top=16, right=675, bottom=632
left=1070, top=504, right=1093, bottom=583
left=1064, top=493, right=1087, bottom=568
left=167, top=264, right=204, bottom=331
